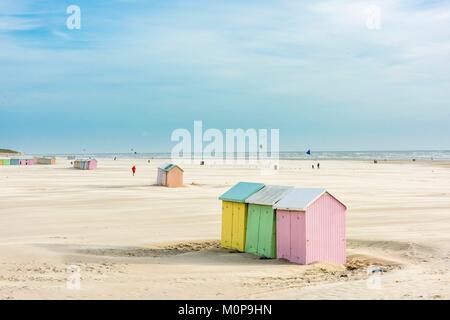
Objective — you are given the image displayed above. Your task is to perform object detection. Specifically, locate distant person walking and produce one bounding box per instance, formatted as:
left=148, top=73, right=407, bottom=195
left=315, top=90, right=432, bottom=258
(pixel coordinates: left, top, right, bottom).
left=132, top=165, right=136, bottom=176
left=317, top=162, right=320, bottom=169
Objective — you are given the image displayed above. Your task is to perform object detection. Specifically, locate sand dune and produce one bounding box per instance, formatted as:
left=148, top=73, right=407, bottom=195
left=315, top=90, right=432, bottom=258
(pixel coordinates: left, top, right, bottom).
left=0, top=158, right=449, bottom=299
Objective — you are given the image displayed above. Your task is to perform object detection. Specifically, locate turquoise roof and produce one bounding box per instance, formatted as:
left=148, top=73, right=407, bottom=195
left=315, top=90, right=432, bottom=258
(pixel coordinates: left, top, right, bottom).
left=158, top=163, right=184, bottom=172
left=219, top=182, right=265, bottom=203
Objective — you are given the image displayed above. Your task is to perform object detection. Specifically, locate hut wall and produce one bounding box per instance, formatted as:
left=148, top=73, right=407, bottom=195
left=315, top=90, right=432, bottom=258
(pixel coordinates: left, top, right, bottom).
left=166, top=167, right=183, bottom=187
left=305, top=193, right=346, bottom=264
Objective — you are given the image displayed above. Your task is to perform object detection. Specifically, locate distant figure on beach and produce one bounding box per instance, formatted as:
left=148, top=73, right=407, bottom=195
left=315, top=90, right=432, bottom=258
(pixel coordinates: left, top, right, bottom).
left=317, top=162, right=320, bottom=169
left=312, top=164, right=315, bottom=169
left=114, top=157, right=117, bottom=161
left=132, top=165, right=136, bottom=176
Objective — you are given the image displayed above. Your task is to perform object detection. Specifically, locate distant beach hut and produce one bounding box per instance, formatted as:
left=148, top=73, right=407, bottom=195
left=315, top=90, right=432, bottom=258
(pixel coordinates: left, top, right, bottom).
left=10, top=158, right=20, bottom=165
left=18, top=157, right=35, bottom=165
left=274, top=188, right=347, bottom=265
left=35, top=157, right=56, bottom=165
left=74, top=159, right=97, bottom=170
left=156, top=163, right=184, bottom=187
left=0, top=158, right=10, bottom=165
left=88, top=159, right=97, bottom=169
left=244, top=185, right=292, bottom=258
left=219, top=182, right=265, bottom=251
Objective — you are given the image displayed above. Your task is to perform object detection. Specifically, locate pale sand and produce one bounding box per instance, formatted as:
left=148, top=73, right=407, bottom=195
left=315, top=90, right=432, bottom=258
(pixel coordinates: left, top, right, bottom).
left=0, top=159, right=449, bottom=300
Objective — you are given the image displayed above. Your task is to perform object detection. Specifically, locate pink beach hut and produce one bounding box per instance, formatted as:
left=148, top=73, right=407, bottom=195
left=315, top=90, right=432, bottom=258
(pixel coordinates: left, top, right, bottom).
left=87, top=159, right=97, bottom=170
left=19, top=157, right=35, bottom=165
left=156, top=163, right=183, bottom=188
left=274, top=188, right=347, bottom=265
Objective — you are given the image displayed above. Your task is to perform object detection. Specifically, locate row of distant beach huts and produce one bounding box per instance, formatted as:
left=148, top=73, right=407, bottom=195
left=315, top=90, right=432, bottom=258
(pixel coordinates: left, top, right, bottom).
left=0, top=156, right=100, bottom=170
left=0, top=157, right=183, bottom=184
left=0, top=157, right=56, bottom=166
left=219, top=182, right=347, bottom=265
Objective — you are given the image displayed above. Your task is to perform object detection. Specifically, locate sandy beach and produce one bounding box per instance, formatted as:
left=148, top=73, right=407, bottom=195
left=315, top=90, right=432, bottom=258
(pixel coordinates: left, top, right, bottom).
left=0, top=158, right=449, bottom=299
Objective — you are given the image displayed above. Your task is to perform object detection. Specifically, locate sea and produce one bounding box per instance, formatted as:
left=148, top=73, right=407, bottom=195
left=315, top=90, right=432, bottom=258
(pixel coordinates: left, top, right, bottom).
left=40, top=150, right=450, bottom=161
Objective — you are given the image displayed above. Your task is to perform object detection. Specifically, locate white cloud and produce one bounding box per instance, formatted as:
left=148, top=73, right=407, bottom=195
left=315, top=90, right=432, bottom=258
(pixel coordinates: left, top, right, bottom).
left=0, top=16, right=40, bottom=31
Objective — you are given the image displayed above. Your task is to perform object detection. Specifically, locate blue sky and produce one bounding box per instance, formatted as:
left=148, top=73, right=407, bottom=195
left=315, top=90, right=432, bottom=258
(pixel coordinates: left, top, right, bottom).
left=0, top=0, right=449, bottom=153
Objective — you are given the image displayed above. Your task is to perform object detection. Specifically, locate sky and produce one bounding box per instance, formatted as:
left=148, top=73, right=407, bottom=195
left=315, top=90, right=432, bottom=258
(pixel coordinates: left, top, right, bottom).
left=0, top=0, right=449, bottom=153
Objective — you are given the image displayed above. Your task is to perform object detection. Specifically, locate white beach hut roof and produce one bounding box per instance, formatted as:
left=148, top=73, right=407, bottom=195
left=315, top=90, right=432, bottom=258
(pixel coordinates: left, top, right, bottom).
left=245, top=185, right=293, bottom=206
left=273, top=188, right=347, bottom=210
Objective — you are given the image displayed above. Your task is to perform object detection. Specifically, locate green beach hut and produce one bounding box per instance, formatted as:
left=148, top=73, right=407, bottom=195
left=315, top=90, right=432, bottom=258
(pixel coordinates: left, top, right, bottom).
left=0, top=158, right=11, bottom=165
left=244, top=185, right=292, bottom=258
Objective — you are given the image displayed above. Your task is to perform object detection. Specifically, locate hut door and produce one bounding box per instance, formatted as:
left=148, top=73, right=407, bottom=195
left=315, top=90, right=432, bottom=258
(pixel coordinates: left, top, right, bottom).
left=221, top=201, right=233, bottom=248
left=258, top=207, right=276, bottom=258
left=245, top=205, right=261, bottom=254
left=232, top=203, right=247, bottom=251
left=290, top=213, right=306, bottom=264
left=276, top=213, right=291, bottom=259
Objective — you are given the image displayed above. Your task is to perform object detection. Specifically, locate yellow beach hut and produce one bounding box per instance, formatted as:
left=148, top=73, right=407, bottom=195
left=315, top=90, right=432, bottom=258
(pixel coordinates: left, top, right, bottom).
left=35, top=157, right=56, bottom=165
left=219, top=182, right=265, bottom=251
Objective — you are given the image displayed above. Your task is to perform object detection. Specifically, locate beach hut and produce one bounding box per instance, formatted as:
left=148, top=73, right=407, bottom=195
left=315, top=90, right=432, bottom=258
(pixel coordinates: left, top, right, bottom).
left=156, top=163, right=184, bottom=187
left=219, top=182, right=265, bottom=251
left=274, top=188, right=347, bottom=265
left=35, top=157, right=56, bottom=165
left=10, top=158, right=20, bottom=165
left=244, top=185, right=292, bottom=258
left=0, top=158, right=10, bottom=165
left=18, top=157, right=35, bottom=165
left=74, top=159, right=97, bottom=170
left=74, top=160, right=83, bottom=170
left=89, top=159, right=97, bottom=169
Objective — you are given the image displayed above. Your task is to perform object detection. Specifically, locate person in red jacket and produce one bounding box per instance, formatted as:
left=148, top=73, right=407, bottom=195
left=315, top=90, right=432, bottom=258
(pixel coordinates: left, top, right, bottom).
left=132, top=165, right=136, bottom=176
